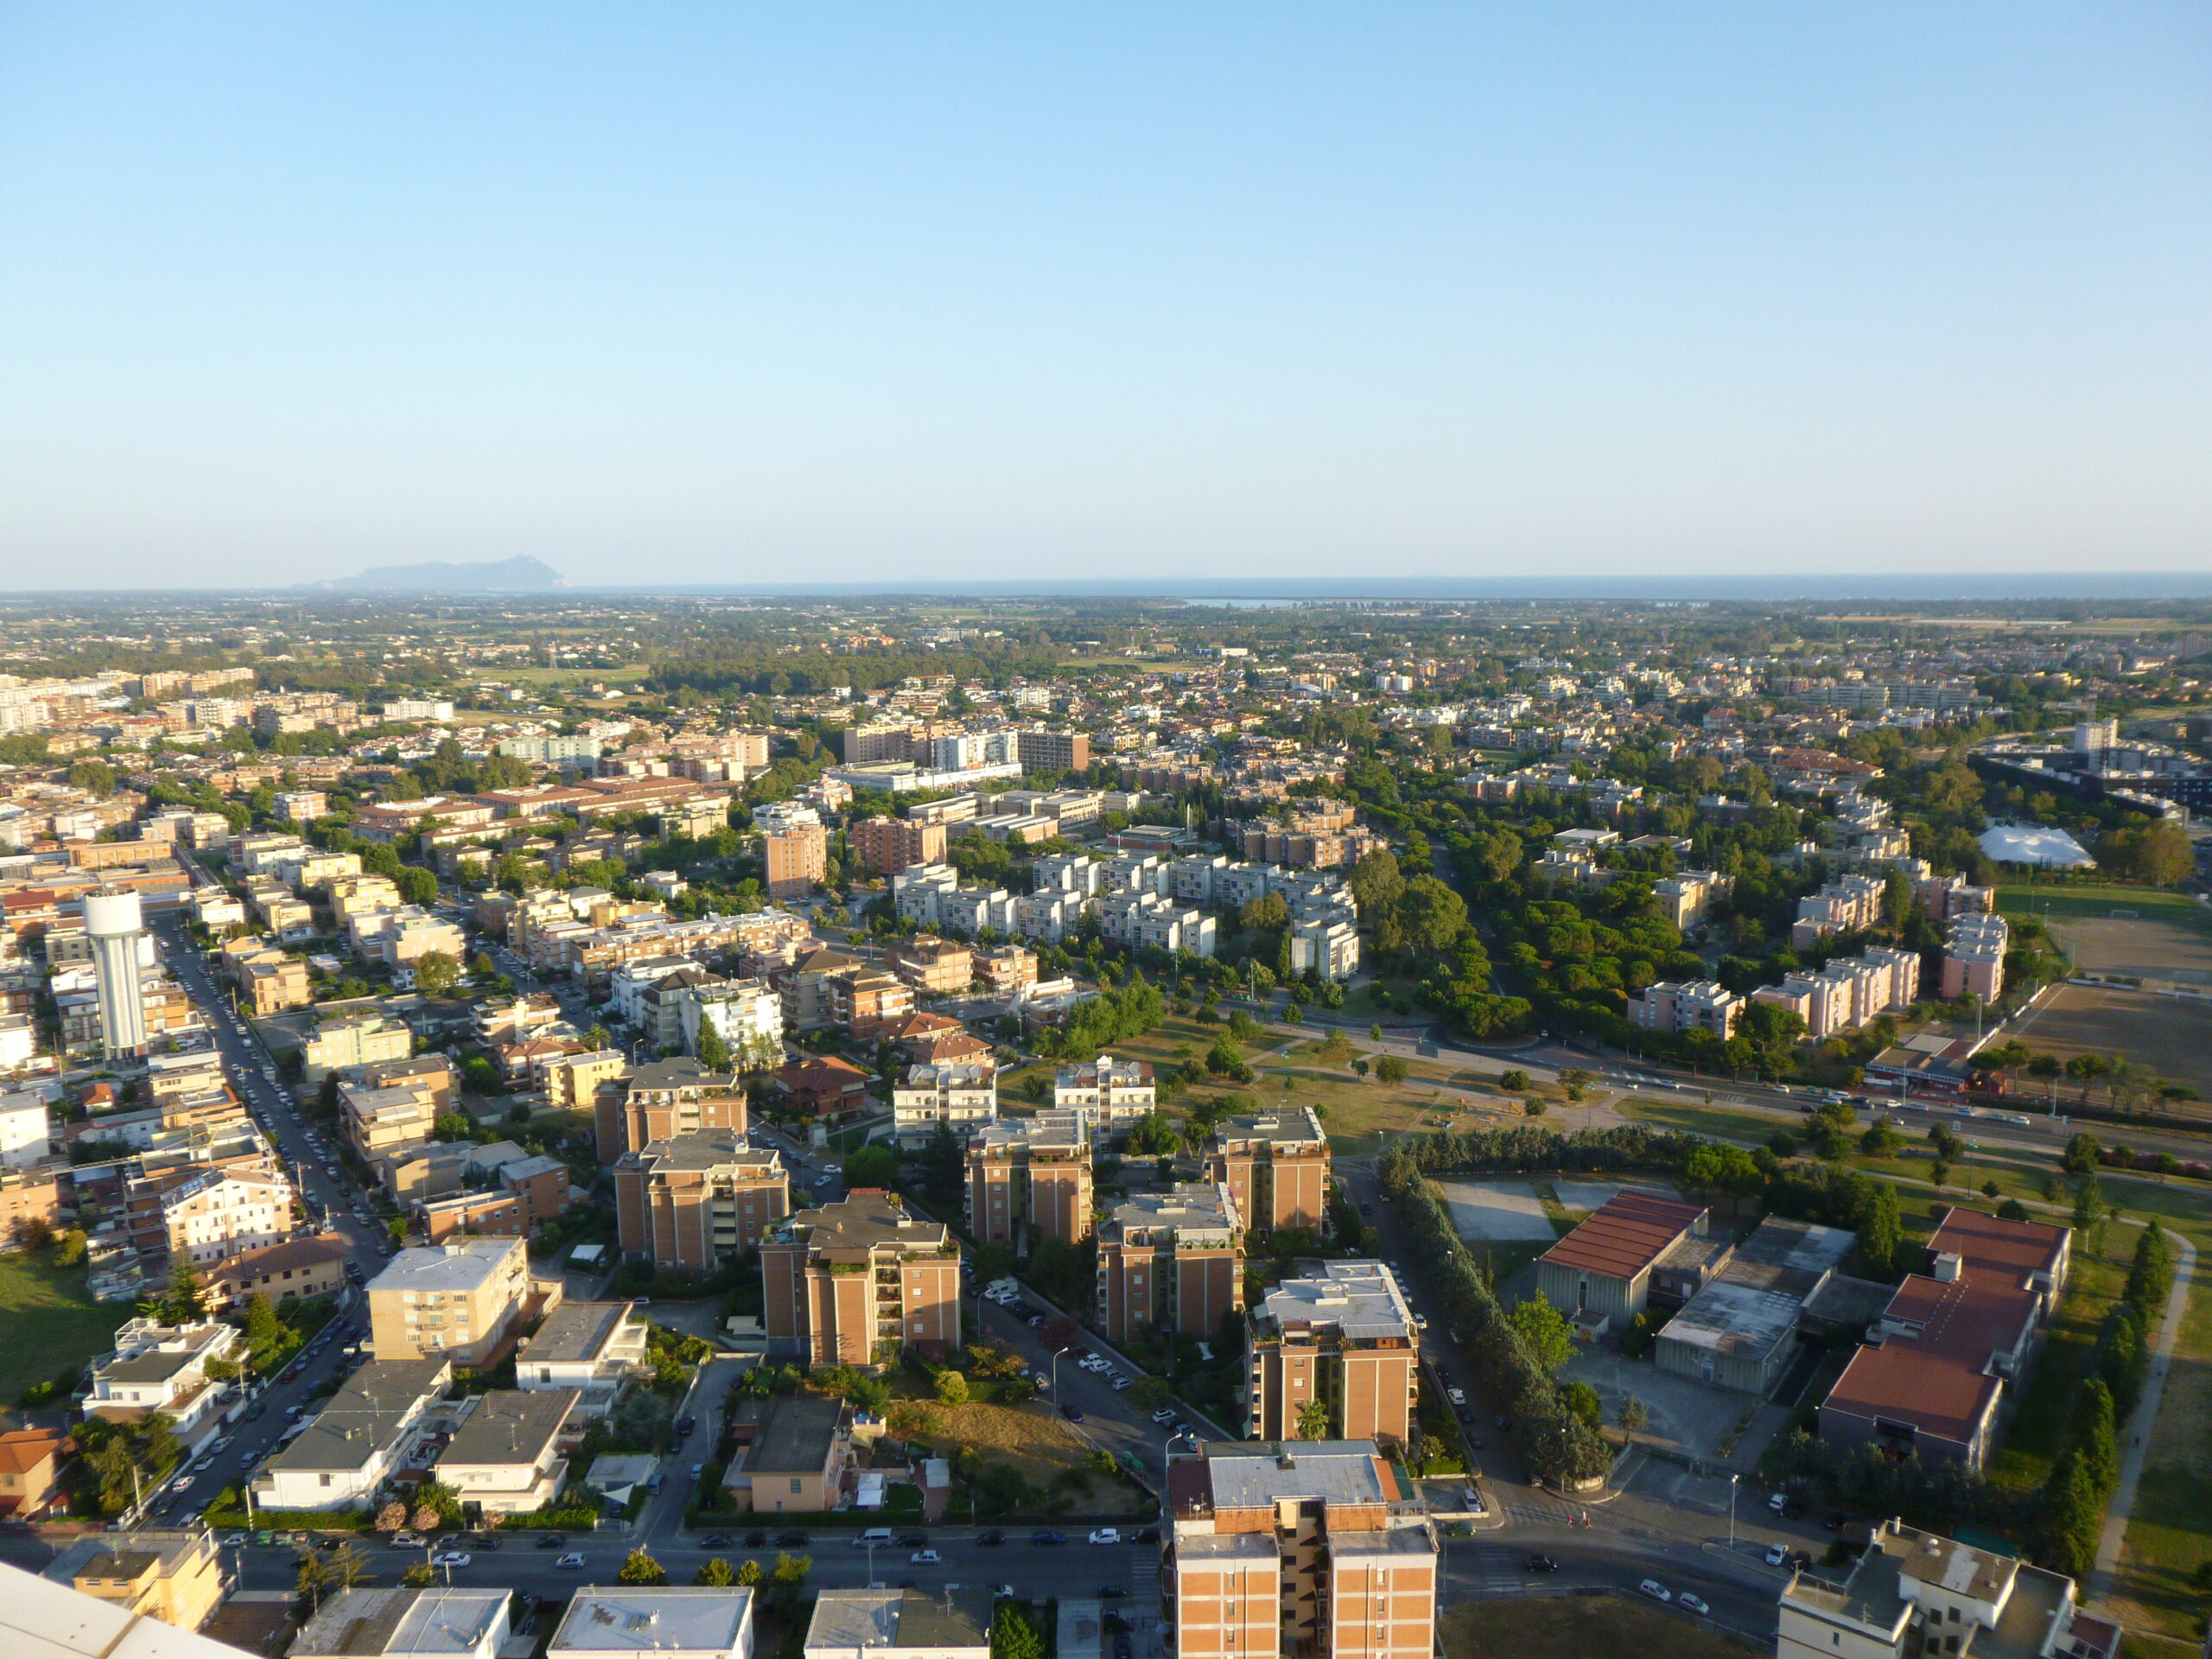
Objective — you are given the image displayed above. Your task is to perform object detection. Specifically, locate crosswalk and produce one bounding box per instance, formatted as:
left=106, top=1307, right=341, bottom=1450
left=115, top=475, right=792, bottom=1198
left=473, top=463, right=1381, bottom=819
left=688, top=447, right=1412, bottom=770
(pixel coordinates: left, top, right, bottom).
left=1469, top=1546, right=1527, bottom=1597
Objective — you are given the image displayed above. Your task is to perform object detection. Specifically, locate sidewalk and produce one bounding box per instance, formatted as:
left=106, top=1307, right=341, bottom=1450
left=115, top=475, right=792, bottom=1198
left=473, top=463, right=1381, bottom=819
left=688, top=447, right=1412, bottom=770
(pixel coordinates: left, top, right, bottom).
left=2091, top=1226, right=2197, bottom=1602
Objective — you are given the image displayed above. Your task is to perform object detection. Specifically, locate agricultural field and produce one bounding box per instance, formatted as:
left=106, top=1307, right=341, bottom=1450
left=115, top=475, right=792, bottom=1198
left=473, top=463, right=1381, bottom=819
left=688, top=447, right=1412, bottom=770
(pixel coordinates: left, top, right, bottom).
left=0, top=1252, right=121, bottom=1407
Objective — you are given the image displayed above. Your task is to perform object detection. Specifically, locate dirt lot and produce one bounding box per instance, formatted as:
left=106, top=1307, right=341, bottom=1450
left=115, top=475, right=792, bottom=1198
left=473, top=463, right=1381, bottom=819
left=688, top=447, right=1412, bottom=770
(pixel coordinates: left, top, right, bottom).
left=2007, top=982, right=2212, bottom=1096
left=1999, top=884, right=2212, bottom=987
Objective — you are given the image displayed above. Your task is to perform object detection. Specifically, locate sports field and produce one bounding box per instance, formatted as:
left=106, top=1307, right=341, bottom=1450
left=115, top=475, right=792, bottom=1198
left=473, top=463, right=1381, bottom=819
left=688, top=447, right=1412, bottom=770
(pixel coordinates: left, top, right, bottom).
left=1999, top=883, right=2212, bottom=987
left=2006, top=982, right=2212, bottom=1097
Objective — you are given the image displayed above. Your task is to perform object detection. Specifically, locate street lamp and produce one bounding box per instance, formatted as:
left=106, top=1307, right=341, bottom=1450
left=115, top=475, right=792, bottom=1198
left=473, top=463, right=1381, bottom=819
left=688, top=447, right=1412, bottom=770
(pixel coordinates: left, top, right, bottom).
left=1727, top=1473, right=1738, bottom=1548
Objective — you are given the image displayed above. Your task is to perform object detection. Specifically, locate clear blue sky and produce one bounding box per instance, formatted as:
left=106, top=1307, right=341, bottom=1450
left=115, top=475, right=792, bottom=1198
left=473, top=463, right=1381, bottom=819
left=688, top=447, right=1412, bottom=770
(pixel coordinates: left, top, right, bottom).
left=2, top=5, right=2207, bottom=588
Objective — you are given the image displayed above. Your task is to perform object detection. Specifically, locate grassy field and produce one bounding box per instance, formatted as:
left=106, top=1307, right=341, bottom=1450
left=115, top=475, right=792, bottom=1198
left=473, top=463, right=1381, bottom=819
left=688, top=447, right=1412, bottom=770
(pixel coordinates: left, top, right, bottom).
left=1987, top=1234, right=2132, bottom=1491
left=1007, top=1014, right=1534, bottom=1152
left=1441, top=1598, right=1758, bottom=1659
left=1995, top=883, right=2212, bottom=937
left=0, top=1252, right=122, bottom=1404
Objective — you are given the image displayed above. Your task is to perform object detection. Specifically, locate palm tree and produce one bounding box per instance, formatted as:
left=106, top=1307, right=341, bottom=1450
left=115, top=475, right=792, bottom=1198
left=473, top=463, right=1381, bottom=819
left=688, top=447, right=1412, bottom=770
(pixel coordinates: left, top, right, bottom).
left=1296, top=1397, right=1333, bottom=1441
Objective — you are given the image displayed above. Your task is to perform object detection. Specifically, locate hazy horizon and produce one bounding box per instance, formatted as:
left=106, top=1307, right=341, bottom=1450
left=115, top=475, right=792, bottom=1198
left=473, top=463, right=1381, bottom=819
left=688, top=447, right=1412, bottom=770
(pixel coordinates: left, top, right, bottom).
left=3, top=7, right=2208, bottom=589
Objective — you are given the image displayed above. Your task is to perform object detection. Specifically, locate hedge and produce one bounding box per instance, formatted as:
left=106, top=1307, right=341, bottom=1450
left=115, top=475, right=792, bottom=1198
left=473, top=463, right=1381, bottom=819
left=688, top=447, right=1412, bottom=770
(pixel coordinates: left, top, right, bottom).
left=1378, top=1147, right=1611, bottom=1485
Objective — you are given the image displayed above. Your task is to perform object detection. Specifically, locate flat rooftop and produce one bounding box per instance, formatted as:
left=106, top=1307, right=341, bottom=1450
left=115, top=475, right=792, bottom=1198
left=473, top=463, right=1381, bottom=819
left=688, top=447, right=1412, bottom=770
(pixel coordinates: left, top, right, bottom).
left=440, top=1389, right=576, bottom=1466
left=1256, top=1261, right=1413, bottom=1342
left=519, top=1301, right=639, bottom=1366
left=1170, top=1440, right=1408, bottom=1517
left=552, top=1587, right=755, bottom=1654
left=1661, top=1217, right=1855, bottom=1358
left=366, top=1237, right=520, bottom=1296
left=1539, top=1190, right=1706, bottom=1281
left=804, top=1587, right=992, bottom=1656
left=264, top=1360, right=450, bottom=1475
left=1213, top=1105, right=1327, bottom=1152
left=292, top=1586, right=509, bottom=1656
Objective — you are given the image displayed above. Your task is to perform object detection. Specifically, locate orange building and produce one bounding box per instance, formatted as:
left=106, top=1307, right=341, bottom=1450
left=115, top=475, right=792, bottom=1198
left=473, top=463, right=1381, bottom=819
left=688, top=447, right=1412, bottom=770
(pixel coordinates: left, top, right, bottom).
left=1207, top=1105, right=1331, bottom=1235
left=1245, top=1262, right=1419, bottom=1446
left=965, top=1113, right=1093, bottom=1249
left=1096, top=1183, right=1243, bottom=1344
left=764, top=823, right=828, bottom=899
left=761, top=1190, right=959, bottom=1364
left=852, top=817, right=947, bottom=875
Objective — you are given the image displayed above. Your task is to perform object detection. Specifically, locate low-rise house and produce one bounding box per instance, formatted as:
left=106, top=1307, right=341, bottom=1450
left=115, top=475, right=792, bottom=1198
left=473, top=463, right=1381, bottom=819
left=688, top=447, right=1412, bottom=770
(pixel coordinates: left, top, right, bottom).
left=721, top=1392, right=852, bottom=1513
left=204, top=1232, right=351, bottom=1309
left=776, top=1055, right=872, bottom=1120
left=432, top=1389, right=578, bottom=1515
left=804, top=1588, right=988, bottom=1659
left=0, top=1427, right=68, bottom=1517
left=85, top=1319, right=240, bottom=1450
left=515, top=1301, right=649, bottom=1417
left=290, top=1586, right=512, bottom=1659
left=253, top=1358, right=452, bottom=1510
left=41, top=1528, right=228, bottom=1637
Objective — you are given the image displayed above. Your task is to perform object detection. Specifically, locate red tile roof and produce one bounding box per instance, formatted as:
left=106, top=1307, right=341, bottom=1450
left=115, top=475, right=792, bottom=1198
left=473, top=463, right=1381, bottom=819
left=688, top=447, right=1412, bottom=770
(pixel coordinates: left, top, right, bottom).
left=1538, top=1191, right=1706, bottom=1281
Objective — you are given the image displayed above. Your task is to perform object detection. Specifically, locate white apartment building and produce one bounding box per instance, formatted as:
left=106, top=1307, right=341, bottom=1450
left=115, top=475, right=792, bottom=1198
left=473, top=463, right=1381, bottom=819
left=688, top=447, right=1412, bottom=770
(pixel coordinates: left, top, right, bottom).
left=1632, top=979, right=1742, bottom=1039
left=892, top=864, right=961, bottom=928
left=891, top=1061, right=999, bottom=1144
left=1053, top=1055, right=1156, bottom=1122
left=515, top=1300, right=650, bottom=1417
left=162, top=1166, right=292, bottom=1268
left=1013, top=889, right=1086, bottom=944
left=1290, top=917, right=1361, bottom=981
left=86, top=1319, right=241, bottom=1451
left=0, top=1088, right=51, bottom=1167
left=683, top=977, right=784, bottom=1065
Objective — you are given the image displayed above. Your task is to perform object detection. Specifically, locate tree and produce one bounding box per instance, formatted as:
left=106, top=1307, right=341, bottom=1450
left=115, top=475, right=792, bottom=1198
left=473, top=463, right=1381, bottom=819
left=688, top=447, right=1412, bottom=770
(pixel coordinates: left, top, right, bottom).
left=1296, top=1396, right=1333, bottom=1440
left=327, top=1542, right=370, bottom=1591
left=1129, top=1376, right=1173, bottom=1410
left=770, top=1551, right=812, bottom=1593
left=695, top=1557, right=736, bottom=1586
left=991, top=1602, right=1045, bottom=1659
left=2071, top=1175, right=2107, bottom=1233
left=1858, top=1179, right=1902, bottom=1278
left=1929, top=1160, right=1950, bottom=1191
left=843, top=1144, right=900, bottom=1189
left=935, top=1370, right=970, bottom=1408
left=151, top=1260, right=207, bottom=1325
left=245, top=1294, right=283, bottom=1355
left=412, top=950, right=460, bottom=995
left=1560, top=1380, right=1602, bottom=1428
left=1508, top=1292, right=1574, bottom=1373
left=1618, top=1395, right=1650, bottom=1443
left=694, top=1011, right=731, bottom=1072
left=1376, top=1056, right=1408, bottom=1086
left=735, top=1558, right=766, bottom=1587
left=619, top=1548, right=669, bottom=1586
left=2061, top=1133, right=2101, bottom=1175
left=295, top=1549, right=331, bottom=1607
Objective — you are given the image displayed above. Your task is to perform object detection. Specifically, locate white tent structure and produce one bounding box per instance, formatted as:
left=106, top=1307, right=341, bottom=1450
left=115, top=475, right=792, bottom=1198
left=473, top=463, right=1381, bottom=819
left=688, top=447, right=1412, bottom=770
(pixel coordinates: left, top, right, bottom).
left=1978, top=824, right=2094, bottom=868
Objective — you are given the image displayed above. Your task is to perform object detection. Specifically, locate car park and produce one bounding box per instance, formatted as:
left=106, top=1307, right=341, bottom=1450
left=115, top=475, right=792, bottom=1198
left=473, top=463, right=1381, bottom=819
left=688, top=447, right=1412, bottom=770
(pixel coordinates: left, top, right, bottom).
left=1639, top=1581, right=1670, bottom=1603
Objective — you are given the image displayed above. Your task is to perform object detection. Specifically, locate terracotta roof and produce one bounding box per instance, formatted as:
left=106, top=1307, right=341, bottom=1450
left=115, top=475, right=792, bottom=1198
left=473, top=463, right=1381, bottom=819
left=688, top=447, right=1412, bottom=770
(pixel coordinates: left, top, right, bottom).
left=0, top=1430, right=64, bottom=1477
left=1538, top=1191, right=1706, bottom=1281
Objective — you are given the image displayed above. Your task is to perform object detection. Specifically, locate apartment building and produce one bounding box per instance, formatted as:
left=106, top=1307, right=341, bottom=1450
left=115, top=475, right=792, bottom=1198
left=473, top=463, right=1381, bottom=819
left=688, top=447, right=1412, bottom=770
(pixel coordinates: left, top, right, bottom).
left=853, top=816, right=947, bottom=875
left=43, top=1529, right=229, bottom=1637
left=976, top=944, right=1039, bottom=994
left=1246, top=1262, right=1419, bottom=1446
left=890, top=864, right=961, bottom=928
left=1097, top=1184, right=1244, bottom=1343
left=1630, top=979, right=1742, bottom=1039
left=85, top=1319, right=241, bottom=1451
left=1942, top=912, right=2010, bottom=1004
left=1751, top=945, right=1922, bottom=1039
left=684, top=976, right=784, bottom=1065
left=883, top=935, right=974, bottom=996
left=302, top=1013, right=412, bottom=1086
left=965, top=1112, right=1094, bottom=1249
left=239, top=950, right=312, bottom=1015
left=204, top=1233, right=351, bottom=1309
left=1652, top=868, right=1733, bottom=930
left=543, top=1047, right=626, bottom=1111
left=760, top=1190, right=960, bottom=1364
left=614, top=1129, right=790, bottom=1269
left=515, top=1300, right=649, bottom=1417
left=1777, top=1519, right=2118, bottom=1659
left=365, top=1236, right=534, bottom=1367
left=1165, top=1440, right=1438, bottom=1659
left=826, top=965, right=915, bottom=1040
left=891, top=1060, right=998, bottom=1144
left=160, top=1165, right=291, bottom=1268
left=1016, top=729, right=1090, bottom=772
left=1053, top=1054, right=1156, bottom=1122
left=765, top=823, right=827, bottom=899
left=593, top=1058, right=748, bottom=1162
left=1790, top=874, right=1886, bottom=950
left=1289, top=917, right=1360, bottom=981
left=340, top=1077, right=439, bottom=1163
left=776, top=947, right=862, bottom=1031
left=1207, top=1106, right=1331, bottom=1235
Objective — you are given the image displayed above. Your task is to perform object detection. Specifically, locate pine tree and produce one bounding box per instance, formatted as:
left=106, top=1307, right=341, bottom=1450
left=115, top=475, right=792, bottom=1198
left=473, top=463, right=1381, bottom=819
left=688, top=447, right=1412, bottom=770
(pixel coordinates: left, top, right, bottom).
left=2077, top=1378, right=2120, bottom=1497
left=694, top=1011, right=731, bottom=1073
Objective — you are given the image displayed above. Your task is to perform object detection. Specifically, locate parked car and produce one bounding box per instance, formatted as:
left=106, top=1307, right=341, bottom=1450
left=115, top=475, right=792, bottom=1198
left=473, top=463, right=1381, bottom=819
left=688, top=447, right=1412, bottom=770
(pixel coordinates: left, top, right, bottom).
left=1088, top=1529, right=1122, bottom=1546
left=1765, top=1543, right=1789, bottom=1567
left=1768, top=1491, right=1788, bottom=1514
left=1151, top=1408, right=1176, bottom=1424
left=776, top=1531, right=809, bottom=1548
left=1638, top=1581, right=1670, bottom=1603
left=1099, top=1585, right=1127, bottom=1599
left=744, top=1532, right=766, bottom=1548
left=702, top=1535, right=732, bottom=1548
left=1678, top=1594, right=1709, bottom=1617
left=429, top=1552, right=470, bottom=1569
left=1061, top=1406, right=1084, bottom=1421
left=556, top=1552, right=587, bottom=1569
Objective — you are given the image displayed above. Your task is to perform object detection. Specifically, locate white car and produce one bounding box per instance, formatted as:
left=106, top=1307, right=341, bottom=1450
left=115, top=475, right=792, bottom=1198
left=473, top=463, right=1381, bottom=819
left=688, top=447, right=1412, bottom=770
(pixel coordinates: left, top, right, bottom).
left=556, top=1552, right=587, bottom=1569
left=430, top=1552, right=471, bottom=1568
left=1765, top=1543, right=1789, bottom=1567
left=1110, top=1376, right=1132, bottom=1392
left=1768, top=1491, right=1787, bottom=1513
left=1678, top=1594, right=1709, bottom=1617
left=1087, top=1529, right=1122, bottom=1546
left=1638, top=1580, right=1670, bottom=1603
left=911, top=1549, right=941, bottom=1564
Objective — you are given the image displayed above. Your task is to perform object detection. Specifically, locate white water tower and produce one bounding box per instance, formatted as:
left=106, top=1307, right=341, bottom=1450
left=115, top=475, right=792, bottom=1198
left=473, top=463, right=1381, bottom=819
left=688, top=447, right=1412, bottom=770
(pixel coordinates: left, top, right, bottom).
left=84, top=886, right=149, bottom=1057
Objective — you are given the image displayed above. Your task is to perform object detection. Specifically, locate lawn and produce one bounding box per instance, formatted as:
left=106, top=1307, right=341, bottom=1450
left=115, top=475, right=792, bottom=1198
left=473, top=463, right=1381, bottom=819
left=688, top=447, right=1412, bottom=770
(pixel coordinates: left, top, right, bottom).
left=1994, top=883, right=2212, bottom=937
left=1986, top=1231, right=2132, bottom=1492
left=1441, top=1598, right=1758, bottom=1659
left=0, top=1252, right=123, bottom=1405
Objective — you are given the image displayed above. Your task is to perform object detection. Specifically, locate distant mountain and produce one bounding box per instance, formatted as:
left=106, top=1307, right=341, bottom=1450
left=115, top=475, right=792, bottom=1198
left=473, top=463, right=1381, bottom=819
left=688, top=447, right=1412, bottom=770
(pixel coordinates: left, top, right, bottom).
left=303, top=556, right=568, bottom=594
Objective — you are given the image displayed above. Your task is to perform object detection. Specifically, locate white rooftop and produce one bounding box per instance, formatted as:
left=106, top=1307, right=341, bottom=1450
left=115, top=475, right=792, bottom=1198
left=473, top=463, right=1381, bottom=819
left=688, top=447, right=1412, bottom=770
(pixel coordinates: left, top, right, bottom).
left=1978, top=824, right=2094, bottom=868
left=550, top=1588, right=754, bottom=1656
left=366, top=1236, right=520, bottom=1295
